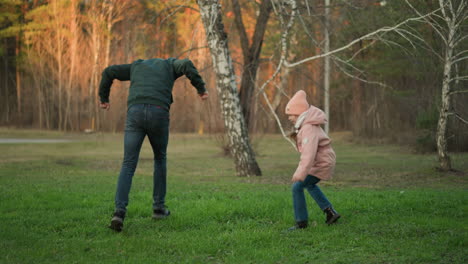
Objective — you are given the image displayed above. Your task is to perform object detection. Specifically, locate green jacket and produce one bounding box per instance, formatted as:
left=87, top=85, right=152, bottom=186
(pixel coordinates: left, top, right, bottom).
left=99, top=58, right=206, bottom=110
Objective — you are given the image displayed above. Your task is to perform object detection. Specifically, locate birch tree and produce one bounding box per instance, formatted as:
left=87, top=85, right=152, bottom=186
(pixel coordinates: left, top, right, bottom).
left=434, top=0, right=467, bottom=171
left=197, top=0, right=262, bottom=177
left=323, top=0, right=331, bottom=134
left=259, top=1, right=448, bottom=144
left=258, top=0, right=297, bottom=149
left=405, top=0, right=468, bottom=171
left=64, top=0, right=80, bottom=131
left=86, top=1, right=103, bottom=131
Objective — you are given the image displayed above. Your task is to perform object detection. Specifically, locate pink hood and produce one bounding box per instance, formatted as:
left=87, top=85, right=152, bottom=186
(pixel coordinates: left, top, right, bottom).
left=303, top=105, right=327, bottom=125
left=294, top=105, right=327, bottom=133
left=293, top=106, right=336, bottom=181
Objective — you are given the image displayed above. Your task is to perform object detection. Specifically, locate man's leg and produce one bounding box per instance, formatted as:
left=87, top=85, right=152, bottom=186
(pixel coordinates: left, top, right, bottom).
left=110, top=104, right=146, bottom=232
left=146, top=106, right=170, bottom=216
left=114, top=130, right=146, bottom=212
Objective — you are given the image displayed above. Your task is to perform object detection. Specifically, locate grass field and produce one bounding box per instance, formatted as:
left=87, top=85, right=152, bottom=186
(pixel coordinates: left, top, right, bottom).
left=0, top=128, right=467, bottom=263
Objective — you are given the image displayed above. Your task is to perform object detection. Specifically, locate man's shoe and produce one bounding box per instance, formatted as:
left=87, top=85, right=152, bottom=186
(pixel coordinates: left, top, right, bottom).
left=109, top=211, right=125, bottom=232
left=152, top=207, right=170, bottom=219
left=324, top=207, right=341, bottom=225
left=287, top=221, right=308, bottom=231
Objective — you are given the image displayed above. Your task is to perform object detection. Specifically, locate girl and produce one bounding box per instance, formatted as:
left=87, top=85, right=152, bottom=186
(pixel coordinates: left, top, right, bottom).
left=285, top=90, right=340, bottom=230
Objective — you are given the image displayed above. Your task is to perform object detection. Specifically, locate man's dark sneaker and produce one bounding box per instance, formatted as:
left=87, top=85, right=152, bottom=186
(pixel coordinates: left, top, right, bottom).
left=109, top=211, right=125, bottom=232
left=152, top=207, right=170, bottom=219
left=324, top=207, right=341, bottom=225
left=287, top=220, right=308, bottom=231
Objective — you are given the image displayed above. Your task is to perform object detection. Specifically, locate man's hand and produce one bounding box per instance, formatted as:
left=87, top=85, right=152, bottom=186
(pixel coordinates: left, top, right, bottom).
left=100, top=102, right=110, bottom=111
left=199, top=92, right=209, bottom=101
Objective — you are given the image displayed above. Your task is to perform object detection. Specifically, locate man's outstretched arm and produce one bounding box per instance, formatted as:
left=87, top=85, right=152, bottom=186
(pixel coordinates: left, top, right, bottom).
left=173, top=59, right=208, bottom=99
left=98, top=64, right=131, bottom=109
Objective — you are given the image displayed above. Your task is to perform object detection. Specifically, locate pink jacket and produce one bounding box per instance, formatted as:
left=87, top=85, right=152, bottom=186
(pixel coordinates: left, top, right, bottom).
left=293, top=106, right=336, bottom=181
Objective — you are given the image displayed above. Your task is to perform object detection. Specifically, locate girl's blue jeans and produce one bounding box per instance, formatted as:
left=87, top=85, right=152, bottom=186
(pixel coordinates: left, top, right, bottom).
left=292, top=175, right=332, bottom=222
left=115, top=104, right=169, bottom=213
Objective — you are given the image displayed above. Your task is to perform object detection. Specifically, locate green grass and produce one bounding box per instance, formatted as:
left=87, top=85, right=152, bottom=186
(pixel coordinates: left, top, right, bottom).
left=0, top=129, right=467, bottom=263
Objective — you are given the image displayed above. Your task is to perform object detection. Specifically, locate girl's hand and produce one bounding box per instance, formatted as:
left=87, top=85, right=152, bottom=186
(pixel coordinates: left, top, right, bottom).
left=291, top=175, right=302, bottom=182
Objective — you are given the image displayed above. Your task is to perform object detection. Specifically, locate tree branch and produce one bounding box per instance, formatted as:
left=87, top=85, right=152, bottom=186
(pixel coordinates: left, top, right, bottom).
left=449, top=89, right=468, bottom=95
left=453, top=112, right=468, bottom=125
left=175, top=46, right=209, bottom=58
left=285, top=7, right=441, bottom=68
left=262, top=91, right=297, bottom=150
left=231, top=0, right=250, bottom=57
left=449, top=76, right=468, bottom=83
left=159, top=1, right=194, bottom=27
left=257, top=0, right=297, bottom=150
left=438, top=0, right=450, bottom=23
left=249, top=0, right=273, bottom=60
left=451, top=55, right=468, bottom=65
left=346, top=39, right=379, bottom=63
left=454, top=33, right=468, bottom=47
left=257, top=0, right=297, bottom=94
left=333, top=57, right=394, bottom=90
left=406, top=0, right=447, bottom=42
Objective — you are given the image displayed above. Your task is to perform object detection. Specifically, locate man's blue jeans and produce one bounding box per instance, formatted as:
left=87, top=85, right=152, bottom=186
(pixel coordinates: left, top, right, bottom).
left=292, top=175, right=332, bottom=222
left=115, top=104, right=169, bottom=213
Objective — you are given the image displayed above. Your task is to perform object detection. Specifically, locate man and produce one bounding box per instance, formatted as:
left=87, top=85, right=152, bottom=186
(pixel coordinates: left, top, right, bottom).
left=99, top=58, right=208, bottom=232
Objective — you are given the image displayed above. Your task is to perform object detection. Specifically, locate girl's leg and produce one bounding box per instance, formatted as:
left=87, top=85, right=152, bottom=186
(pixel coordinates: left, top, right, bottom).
left=304, top=175, right=340, bottom=224
left=304, top=176, right=332, bottom=211
left=292, top=181, right=309, bottom=222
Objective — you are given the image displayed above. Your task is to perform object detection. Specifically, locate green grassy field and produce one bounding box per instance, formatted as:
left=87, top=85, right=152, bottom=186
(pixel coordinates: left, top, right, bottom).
left=0, top=129, right=467, bottom=263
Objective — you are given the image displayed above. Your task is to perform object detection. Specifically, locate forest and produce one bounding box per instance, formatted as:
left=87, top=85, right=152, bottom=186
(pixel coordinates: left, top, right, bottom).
left=1, top=0, right=467, bottom=153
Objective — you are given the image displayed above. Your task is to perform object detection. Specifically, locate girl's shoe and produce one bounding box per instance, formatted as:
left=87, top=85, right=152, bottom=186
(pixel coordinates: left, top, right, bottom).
left=287, top=221, right=308, bottom=231
left=324, top=207, right=341, bottom=225
left=109, top=211, right=125, bottom=232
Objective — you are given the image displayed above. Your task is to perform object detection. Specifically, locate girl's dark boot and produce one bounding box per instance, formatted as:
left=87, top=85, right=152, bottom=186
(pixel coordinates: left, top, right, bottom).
left=324, top=207, right=341, bottom=225
left=287, top=220, right=308, bottom=231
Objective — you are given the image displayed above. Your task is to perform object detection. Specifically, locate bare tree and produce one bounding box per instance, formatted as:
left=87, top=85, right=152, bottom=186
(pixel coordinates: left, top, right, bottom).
left=231, top=0, right=273, bottom=129
left=197, top=0, right=262, bottom=177
left=258, top=0, right=297, bottom=149
left=86, top=1, right=103, bottom=131
left=405, top=0, right=468, bottom=171
left=64, top=0, right=80, bottom=131
left=258, top=0, right=444, bottom=146
left=323, top=0, right=331, bottom=134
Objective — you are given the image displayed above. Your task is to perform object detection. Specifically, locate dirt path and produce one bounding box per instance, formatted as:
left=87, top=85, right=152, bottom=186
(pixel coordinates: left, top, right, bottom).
left=0, top=139, right=73, bottom=143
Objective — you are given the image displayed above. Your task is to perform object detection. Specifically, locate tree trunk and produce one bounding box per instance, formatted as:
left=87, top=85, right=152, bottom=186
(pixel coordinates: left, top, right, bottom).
left=3, top=39, right=11, bottom=123
left=89, top=37, right=100, bottom=131
left=15, top=1, right=27, bottom=119
left=65, top=0, right=79, bottom=131
left=104, top=1, right=114, bottom=70
left=231, top=0, right=272, bottom=130
left=52, top=0, right=64, bottom=130
left=197, top=0, right=262, bottom=176
left=436, top=9, right=455, bottom=171
left=88, top=1, right=103, bottom=131
left=323, top=0, right=331, bottom=134
left=15, top=35, right=21, bottom=117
